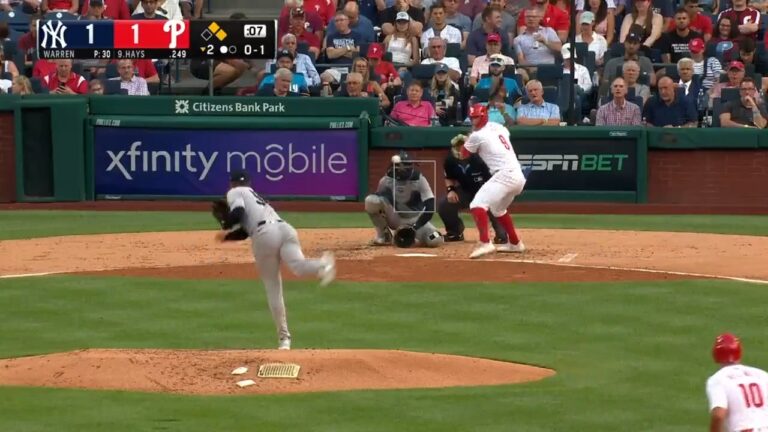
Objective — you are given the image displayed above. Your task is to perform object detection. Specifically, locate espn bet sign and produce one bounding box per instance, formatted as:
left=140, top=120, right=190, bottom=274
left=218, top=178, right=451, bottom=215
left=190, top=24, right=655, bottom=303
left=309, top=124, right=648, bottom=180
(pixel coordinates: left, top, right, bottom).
left=518, top=154, right=630, bottom=172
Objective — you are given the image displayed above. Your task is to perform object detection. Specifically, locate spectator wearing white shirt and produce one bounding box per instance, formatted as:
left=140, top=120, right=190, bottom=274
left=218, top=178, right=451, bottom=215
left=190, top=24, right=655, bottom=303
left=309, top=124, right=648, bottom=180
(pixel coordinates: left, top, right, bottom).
left=469, top=33, right=516, bottom=86
left=562, top=43, right=593, bottom=95
left=575, top=11, right=608, bottom=65
left=421, top=3, right=463, bottom=56
left=422, top=37, right=462, bottom=81
left=132, top=0, right=182, bottom=20
left=110, top=59, right=150, bottom=96
left=266, top=33, right=321, bottom=87
left=514, top=7, right=562, bottom=67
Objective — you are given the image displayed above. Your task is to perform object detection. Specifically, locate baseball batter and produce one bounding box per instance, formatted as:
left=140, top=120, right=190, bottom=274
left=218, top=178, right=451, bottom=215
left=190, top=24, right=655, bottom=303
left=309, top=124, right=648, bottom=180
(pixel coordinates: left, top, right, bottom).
left=364, top=151, right=443, bottom=247
left=706, top=333, right=768, bottom=432
left=214, top=170, right=336, bottom=350
left=439, top=133, right=508, bottom=244
left=462, top=103, right=526, bottom=259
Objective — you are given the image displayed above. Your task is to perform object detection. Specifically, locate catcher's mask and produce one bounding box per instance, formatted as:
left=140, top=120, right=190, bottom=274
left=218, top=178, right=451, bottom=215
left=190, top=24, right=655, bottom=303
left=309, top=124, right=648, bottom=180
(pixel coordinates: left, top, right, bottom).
left=712, top=333, right=742, bottom=364
left=391, top=150, right=415, bottom=181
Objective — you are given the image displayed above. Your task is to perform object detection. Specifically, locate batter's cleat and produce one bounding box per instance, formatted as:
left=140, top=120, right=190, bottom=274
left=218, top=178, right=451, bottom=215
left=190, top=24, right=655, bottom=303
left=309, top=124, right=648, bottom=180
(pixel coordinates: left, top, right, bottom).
left=469, top=242, right=496, bottom=259
left=497, top=241, right=526, bottom=253
left=278, top=337, right=291, bottom=350
left=318, top=251, right=336, bottom=287
left=370, top=230, right=393, bottom=246
left=444, top=233, right=465, bottom=242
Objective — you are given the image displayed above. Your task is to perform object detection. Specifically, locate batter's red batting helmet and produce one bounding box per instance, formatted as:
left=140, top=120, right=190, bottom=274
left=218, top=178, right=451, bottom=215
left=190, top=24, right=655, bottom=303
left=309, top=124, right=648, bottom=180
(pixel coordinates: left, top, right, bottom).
left=468, top=103, right=489, bottom=129
left=713, top=333, right=742, bottom=364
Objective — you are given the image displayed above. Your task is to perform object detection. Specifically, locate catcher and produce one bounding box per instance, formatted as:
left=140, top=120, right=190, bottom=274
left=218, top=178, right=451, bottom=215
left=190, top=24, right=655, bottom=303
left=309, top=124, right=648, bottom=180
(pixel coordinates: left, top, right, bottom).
left=439, top=134, right=508, bottom=243
left=364, top=150, right=443, bottom=248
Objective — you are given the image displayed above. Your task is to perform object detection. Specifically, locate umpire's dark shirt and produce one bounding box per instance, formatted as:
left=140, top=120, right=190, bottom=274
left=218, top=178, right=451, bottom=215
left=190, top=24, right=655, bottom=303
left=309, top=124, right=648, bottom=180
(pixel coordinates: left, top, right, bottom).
left=443, top=153, right=492, bottom=196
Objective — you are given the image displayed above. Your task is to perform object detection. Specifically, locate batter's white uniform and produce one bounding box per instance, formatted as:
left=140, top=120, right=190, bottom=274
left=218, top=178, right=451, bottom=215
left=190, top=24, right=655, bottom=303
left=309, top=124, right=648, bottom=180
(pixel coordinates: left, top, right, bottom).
left=227, top=186, right=327, bottom=345
left=464, top=122, right=526, bottom=216
left=706, top=364, right=768, bottom=432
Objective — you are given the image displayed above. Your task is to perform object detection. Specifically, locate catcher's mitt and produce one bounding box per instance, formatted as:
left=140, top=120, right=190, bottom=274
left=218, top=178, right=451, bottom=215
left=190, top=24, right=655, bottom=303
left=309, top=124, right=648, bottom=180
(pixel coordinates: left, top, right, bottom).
left=211, top=199, right=229, bottom=229
left=393, top=225, right=417, bottom=248
left=450, top=134, right=468, bottom=159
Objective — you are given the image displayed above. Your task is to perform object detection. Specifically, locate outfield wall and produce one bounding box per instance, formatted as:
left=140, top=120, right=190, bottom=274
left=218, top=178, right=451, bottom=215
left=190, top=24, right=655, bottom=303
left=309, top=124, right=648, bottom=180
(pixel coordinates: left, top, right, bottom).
left=0, top=96, right=766, bottom=207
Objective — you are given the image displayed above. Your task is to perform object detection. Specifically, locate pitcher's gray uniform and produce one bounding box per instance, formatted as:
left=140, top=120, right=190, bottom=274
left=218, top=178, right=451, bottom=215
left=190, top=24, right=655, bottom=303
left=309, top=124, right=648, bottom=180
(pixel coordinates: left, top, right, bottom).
left=364, top=152, right=443, bottom=247
left=220, top=171, right=335, bottom=350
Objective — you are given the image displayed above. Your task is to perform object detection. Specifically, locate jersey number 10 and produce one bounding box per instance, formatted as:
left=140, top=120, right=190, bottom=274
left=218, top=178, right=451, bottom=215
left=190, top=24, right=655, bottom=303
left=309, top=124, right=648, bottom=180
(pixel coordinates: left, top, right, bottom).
left=739, top=383, right=765, bottom=408
left=499, top=135, right=511, bottom=151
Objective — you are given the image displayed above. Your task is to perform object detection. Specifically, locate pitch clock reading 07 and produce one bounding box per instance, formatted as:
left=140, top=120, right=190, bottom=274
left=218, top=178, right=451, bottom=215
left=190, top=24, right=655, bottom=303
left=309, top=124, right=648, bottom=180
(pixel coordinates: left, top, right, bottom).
left=37, top=19, right=277, bottom=60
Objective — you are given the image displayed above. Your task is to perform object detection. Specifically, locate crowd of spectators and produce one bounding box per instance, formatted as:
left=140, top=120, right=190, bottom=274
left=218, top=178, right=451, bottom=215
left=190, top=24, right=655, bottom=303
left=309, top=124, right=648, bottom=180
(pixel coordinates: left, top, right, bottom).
left=2, top=0, right=768, bottom=129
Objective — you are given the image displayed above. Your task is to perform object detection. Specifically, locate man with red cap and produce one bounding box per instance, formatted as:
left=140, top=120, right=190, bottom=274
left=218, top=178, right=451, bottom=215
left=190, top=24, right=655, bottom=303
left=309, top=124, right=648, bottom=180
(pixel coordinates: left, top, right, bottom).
left=706, top=333, right=768, bottom=432
left=367, top=43, right=402, bottom=91
left=460, top=103, right=526, bottom=259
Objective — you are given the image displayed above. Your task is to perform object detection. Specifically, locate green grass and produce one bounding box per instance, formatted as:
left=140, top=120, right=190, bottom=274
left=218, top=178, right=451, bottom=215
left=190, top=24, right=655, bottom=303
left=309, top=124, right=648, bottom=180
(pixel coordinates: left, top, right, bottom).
left=1, top=210, right=767, bottom=239
left=0, top=275, right=765, bottom=431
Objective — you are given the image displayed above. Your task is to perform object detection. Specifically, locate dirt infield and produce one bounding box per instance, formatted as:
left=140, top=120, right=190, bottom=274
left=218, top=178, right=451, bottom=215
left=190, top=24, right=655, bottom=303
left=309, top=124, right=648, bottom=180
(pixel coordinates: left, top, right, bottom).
left=0, top=349, right=555, bottom=395
left=1, top=227, right=767, bottom=396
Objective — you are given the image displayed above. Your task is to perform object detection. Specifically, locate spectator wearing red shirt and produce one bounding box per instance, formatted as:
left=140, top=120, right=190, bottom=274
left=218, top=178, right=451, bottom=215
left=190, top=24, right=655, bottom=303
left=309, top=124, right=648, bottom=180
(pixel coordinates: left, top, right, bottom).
left=517, top=0, right=570, bottom=42
left=42, top=0, right=77, bottom=13
left=33, top=59, right=57, bottom=78
left=367, top=43, right=401, bottom=91
left=43, top=59, right=88, bottom=94
left=79, top=0, right=130, bottom=19
left=17, top=15, right=40, bottom=66
left=279, top=2, right=325, bottom=41
left=279, top=7, right=322, bottom=58
left=717, top=0, right=761, bottom=40
left=390, top=81, right=436, bottom=127
left=667, top=0, right=713, bottom=41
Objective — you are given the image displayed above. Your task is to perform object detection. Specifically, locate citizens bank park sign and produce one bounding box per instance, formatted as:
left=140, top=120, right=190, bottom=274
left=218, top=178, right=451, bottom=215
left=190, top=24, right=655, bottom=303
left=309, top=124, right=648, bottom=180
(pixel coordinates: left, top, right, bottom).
left=173, top=99, right=288, bottom=115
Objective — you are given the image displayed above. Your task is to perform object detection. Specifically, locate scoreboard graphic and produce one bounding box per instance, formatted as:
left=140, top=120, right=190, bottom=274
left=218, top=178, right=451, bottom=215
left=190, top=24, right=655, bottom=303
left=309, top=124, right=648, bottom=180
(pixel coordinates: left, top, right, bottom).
left=37, top=19, right=277, bottom=60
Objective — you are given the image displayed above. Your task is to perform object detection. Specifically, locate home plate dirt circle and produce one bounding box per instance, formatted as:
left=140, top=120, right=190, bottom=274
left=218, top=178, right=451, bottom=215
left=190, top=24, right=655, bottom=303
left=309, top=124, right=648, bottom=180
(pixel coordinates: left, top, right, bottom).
left=0, top=349, right=555, bottom=395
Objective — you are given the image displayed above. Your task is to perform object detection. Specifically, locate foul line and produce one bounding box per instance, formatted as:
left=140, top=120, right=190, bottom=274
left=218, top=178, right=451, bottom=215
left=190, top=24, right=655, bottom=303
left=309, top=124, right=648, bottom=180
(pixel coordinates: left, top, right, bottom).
left=0, top=271, right=62, bottom=279
left=445, top=257, right=768, bottom=285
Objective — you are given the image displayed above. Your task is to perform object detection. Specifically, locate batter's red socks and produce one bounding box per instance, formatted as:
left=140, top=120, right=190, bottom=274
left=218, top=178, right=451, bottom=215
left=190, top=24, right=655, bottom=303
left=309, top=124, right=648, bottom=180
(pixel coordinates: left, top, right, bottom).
left=470, top=207, right=491, bottom=243
left=497, top=213, right=521, bottom=245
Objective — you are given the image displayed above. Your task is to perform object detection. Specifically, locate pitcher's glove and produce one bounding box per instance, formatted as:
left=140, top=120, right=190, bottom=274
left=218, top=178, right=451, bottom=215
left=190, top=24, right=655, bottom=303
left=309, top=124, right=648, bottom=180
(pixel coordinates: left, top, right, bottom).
left=211, top=199, right=230, bottom=229
left=394, top=225, right=417, bottom=248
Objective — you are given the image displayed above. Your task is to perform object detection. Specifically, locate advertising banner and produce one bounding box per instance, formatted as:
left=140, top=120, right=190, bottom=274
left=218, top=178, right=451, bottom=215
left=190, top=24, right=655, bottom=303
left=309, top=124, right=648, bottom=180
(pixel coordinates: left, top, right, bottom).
left=514, top=138, right=637, bottom=191
left=93, top=128, right=359, bottom=198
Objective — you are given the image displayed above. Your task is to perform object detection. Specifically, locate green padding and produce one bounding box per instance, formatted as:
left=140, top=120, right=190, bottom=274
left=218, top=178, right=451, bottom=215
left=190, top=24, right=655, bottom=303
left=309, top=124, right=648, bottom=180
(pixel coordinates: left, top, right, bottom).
left=647, top=128, right=762, bottom=149
left=15, top=96, right=87, bottom=202
left=90, top=116, right=363, bottom=129
left=88, top=96, right=382, bottom=119
left=0, top=95, right=20, bottom=110
left=760, top=133, right=768, bottom=149
left=370, top=126, right=646, bottom=148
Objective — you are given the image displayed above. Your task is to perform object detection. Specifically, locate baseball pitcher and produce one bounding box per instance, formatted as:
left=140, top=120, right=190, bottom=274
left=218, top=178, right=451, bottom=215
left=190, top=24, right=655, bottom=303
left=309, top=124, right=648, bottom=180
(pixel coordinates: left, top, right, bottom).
left=213, top=170, right=336, bottom=350
left=439, top=133, right=508, bottom=244
left=707, top=333, right=768, bottom=432
left=364, top=150, right=444, bottom=248
left=463, top=103, right=526, bottom=259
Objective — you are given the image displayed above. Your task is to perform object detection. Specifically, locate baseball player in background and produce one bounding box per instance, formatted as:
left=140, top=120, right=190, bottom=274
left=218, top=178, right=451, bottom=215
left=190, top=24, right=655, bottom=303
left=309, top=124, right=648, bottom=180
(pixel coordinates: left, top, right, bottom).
left=462, top=103, right=526, bottom=259
left=214, top=170, right=336, bottom=350
left=706, top=333, right=768, bottom=432
left=439, top=133, right=508, bottom=243
left=364, top=150, right=444, bottom=248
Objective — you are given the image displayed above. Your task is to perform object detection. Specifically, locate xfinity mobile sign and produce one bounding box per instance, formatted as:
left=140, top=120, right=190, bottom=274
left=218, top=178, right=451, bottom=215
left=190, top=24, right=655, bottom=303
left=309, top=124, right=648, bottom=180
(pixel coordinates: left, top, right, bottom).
left=514, top=138, right=637, bottom=192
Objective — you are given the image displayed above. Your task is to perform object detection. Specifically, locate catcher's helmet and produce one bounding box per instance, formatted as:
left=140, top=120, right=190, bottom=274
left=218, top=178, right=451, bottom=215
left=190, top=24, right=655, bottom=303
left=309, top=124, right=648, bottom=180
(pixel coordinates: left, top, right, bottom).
left=229, top=170, right=250, bottom=183
left=712, top=333, right=742, bottom=364
left=468, top=103, right=489, bottom=129
left=392, top=150, right=415, bottom=180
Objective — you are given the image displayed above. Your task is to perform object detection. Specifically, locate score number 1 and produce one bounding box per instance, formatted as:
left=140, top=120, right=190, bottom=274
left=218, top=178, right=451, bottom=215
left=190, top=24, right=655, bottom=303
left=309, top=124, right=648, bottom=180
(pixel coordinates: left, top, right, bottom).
left=84, top=23, right=139, bottom=45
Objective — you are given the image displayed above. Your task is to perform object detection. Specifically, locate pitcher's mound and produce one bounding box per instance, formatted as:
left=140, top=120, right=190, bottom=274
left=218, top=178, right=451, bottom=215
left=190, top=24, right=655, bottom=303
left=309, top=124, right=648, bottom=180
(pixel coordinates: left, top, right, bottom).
left=0, top=349, right=555, bottom=395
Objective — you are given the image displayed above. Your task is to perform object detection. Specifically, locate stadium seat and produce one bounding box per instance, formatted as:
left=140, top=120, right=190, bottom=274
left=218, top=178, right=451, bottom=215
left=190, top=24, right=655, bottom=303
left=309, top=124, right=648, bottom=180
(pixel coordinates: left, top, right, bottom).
left=29, top=76, right=45, bottom=94
left=712, top=97, right=725, bottom=127
left=105, top=63, right=119, bottom=79
left=535, top=64, right=562, bottom=86
left=720, top=87, right=740, bottom=103
left=2, top=8, right=31, bottom=33
left=104, top=79, right=123, bottom=95
left=410, top=63, right=435, bottom=80
left=543, top=85, right=558, bottom=104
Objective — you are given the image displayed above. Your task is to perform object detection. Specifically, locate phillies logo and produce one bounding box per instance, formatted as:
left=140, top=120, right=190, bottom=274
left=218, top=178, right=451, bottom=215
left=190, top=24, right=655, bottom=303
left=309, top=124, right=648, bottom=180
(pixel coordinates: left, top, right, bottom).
left=163, top=20, right=186, bottom=49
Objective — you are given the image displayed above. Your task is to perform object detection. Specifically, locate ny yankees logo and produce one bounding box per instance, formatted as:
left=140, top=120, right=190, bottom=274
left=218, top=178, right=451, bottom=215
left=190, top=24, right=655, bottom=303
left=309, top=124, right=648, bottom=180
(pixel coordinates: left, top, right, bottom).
left=39, top=20, right=68, bottom=49
left=163, top=20, right=186, bottom=49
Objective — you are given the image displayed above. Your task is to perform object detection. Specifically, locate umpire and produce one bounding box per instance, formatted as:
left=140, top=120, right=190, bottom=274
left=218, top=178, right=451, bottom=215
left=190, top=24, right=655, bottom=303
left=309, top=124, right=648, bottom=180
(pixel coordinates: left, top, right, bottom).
left=438, top=134, right=508, bottom=243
